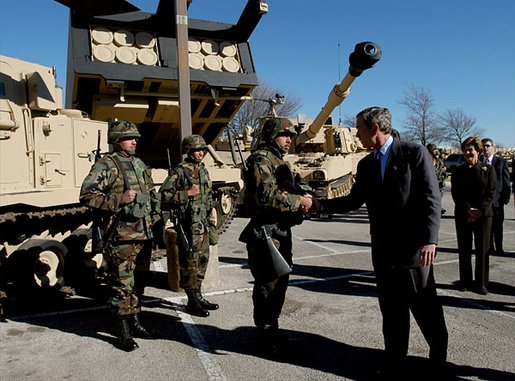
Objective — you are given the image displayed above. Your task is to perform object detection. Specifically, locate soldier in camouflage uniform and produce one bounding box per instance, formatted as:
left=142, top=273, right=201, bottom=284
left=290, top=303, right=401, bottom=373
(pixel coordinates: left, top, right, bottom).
left=239, top=118, right=315, bottom=354
left=160, top=135, right=219, bottom=317
left=427, top=144, right=447, bottom=214
left=80, top=120, right=160, bottom=352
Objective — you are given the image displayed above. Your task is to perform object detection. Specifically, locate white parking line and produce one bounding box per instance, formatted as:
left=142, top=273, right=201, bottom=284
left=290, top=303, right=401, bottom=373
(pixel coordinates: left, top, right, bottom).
left=174, top=307, right=228, bottom=381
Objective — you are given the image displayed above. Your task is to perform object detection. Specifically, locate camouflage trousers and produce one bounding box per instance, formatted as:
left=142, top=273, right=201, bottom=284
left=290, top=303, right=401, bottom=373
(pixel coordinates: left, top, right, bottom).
left=246, top=230, right=293, bottom=329
left=105, top=241, right=148, bottom=316
left=179, top=223, right=210, bottom=290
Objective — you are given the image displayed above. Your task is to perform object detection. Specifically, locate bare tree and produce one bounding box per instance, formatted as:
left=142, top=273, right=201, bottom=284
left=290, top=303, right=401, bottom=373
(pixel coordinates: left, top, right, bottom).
left=399, top=84, right=442, bottom=145
left=341, top=113, right=357, bottom=128
left=226, top=82, right=303, bottom=137
left=439, top=108, right=483, bottom=147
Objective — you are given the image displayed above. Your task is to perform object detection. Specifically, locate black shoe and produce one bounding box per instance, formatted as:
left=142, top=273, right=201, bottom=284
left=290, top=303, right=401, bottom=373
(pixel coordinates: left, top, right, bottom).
left=130, top=313, right=153, bottom=339
left=117, top=317, right=139, bottom=352
left=429, top=360, right=453, bottom=380
left=196, top=286, right=219, bottom=310
left=477, top=286, right=488, bottom=295
left=186, top=303, right=210, bottom=317
left=256, top=326, right=281, bottom=359
left=457, top=281, right=471, bottom=292
left=185, top=289, right=210, bottom=317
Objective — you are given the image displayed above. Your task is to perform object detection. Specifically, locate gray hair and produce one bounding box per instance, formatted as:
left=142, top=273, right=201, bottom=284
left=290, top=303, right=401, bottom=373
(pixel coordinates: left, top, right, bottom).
left=356, top=107, right=392, bottom=134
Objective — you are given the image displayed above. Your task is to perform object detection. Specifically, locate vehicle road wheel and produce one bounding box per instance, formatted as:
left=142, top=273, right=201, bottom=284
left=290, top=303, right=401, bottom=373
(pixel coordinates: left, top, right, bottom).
left=220, top=191, right=233, bottom=215
left=9, top=239, right=67, bottom=291
left=211, top=201, right=223, bottom=229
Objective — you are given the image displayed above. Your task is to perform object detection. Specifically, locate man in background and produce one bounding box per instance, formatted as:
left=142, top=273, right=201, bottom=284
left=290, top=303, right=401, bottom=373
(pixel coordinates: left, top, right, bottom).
left=480, top=138, right=511, bottom=255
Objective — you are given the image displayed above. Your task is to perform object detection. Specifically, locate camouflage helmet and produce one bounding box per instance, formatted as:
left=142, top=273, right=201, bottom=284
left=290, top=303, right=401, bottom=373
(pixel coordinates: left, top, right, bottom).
left=108, top=120, right=141, bottom=144
left=426, top=143, right=437, bottom=152
left=260, top=117, right=297, bottom=142
left=182, top=134, right=207, bottom=154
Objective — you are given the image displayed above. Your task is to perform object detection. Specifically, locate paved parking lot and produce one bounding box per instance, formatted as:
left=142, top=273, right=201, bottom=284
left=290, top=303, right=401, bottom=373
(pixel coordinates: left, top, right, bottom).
left=1, top=187, right=514, bottom=380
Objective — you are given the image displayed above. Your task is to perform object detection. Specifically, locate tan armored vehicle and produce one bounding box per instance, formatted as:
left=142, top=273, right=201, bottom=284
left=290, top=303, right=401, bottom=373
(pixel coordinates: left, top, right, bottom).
left=0, top=0, right=267, bottom=305
left=0, top=55, right=109, bottom=296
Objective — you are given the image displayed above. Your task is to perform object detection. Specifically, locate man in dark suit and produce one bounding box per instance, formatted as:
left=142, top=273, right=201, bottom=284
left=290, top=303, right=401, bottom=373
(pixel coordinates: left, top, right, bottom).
left=323, top=107, right=448, bottom=377
left=480, top=138, right=511, bottom=255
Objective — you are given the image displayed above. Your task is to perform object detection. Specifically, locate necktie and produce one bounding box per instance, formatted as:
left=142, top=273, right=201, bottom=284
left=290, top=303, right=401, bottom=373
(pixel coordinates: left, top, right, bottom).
left=375, top=150, right=383, bottom=182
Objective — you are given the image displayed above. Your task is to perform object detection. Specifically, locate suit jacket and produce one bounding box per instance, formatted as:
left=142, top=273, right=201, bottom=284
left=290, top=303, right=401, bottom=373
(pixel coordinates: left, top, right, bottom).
left=451, top=161, right=495, bottom=219
left=324, top=140, right=441, bottom=270
left=480, top=155, right=511, bottom=207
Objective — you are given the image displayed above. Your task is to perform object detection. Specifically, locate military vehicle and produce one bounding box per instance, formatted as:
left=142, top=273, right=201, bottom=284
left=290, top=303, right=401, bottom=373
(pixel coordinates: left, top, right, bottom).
left=60, top=0, right=268, bottom=231
left=0, top=0, right=267, bottom=305
left=283, top=42, right=381, bottom=216
left=0, top=55, right=109, bottom=298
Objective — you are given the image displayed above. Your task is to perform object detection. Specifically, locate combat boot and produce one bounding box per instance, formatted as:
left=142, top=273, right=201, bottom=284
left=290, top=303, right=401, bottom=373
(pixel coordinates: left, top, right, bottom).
left=129, top=313, right=154, bottom=339
left=196, top=286, right=219, bottom=310
left=117, top=316, right=139, bottom=352
left=185, top=289, right=209, bottom=317
left=256, top=324, right=281, bottom=358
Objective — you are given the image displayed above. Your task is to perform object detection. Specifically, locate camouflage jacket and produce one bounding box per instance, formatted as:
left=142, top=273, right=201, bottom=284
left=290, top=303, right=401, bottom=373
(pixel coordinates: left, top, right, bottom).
left=160, top=157, right=214, bottom=226
left=244, top=145, right=303, bottom=226
left=80, top=151, right=160, bottom=241
left=434, top=157, right=447, bottom=187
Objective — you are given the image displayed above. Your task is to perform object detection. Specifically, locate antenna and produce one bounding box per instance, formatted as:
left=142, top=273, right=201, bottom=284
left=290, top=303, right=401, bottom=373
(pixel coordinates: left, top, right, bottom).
left=338, top=43, right=342, bottom=126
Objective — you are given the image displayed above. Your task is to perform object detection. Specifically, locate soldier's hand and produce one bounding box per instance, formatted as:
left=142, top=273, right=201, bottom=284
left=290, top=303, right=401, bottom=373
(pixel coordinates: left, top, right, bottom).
left=309, top=197, right=321, bottom=213
left=299, top=194, right=313, bottom=213
left=122, top=189, right=137, bottom=204
left=188, top=184, right=200, bottom=197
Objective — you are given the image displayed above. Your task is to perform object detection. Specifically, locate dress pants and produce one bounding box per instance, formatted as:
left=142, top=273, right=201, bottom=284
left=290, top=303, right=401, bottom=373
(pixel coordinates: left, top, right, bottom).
left=455, top=216, right=492, bottom=288
left=375, top=265, right=448, bottom=364
left=490, top=206, right=505, bottom=252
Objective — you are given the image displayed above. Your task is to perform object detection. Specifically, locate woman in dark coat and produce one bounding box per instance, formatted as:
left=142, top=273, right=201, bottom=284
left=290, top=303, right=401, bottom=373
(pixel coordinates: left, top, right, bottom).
left=451, top=136, right=496, bottom=295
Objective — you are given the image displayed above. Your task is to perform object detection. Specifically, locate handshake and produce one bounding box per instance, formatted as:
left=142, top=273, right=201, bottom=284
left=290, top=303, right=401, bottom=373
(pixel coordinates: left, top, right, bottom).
left=299, top=194, right=322, bottom=214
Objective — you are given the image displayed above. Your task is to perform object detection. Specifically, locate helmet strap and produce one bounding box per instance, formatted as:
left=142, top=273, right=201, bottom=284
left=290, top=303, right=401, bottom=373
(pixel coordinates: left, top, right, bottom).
left=271, top=140, right=288, bottom=155
left=114, top=143, right=133, bottom=157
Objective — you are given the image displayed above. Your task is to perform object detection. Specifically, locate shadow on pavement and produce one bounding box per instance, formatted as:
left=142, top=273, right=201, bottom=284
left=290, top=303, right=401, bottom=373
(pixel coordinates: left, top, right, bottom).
left=4, top=295, right=514, bottom=381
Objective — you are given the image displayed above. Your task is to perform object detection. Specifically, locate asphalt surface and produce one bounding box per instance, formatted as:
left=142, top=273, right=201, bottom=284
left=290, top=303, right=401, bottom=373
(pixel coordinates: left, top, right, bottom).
left=1, top=186, right=514, bottom=381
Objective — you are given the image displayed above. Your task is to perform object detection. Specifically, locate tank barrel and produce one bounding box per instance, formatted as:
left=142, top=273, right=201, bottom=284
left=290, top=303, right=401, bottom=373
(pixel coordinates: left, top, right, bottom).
left=298, top=41, right=381, bottom=143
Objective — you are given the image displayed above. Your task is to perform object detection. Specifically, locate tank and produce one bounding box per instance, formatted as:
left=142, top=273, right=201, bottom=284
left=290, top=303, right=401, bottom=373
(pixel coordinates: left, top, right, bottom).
left=282, top=42, right=381, bottom=217
left=0, top=0, right=268, bottom=308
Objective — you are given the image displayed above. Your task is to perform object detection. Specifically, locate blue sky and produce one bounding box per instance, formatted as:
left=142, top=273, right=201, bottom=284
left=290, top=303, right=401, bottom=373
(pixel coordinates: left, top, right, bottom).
left=1, top=0, right=514, bottom=146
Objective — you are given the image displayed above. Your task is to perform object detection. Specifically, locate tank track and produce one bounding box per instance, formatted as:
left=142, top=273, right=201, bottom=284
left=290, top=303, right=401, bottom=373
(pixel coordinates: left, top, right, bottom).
left=0, top=205, right=91, bottom=245
left=328, top=174, right=355, bottom=199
